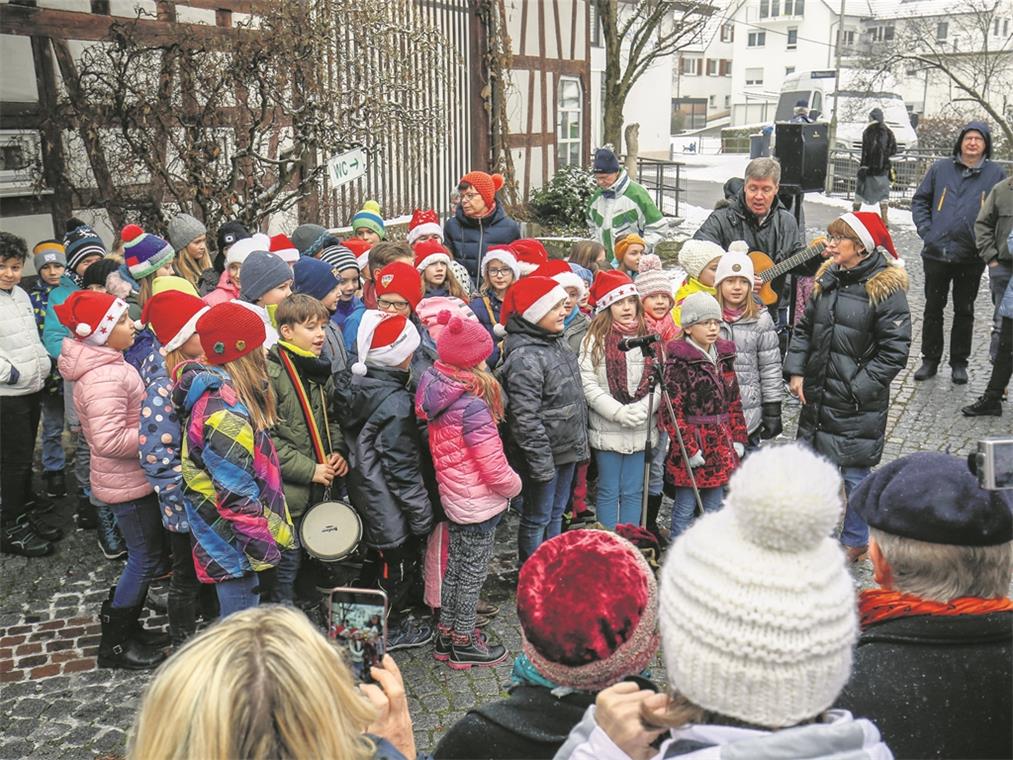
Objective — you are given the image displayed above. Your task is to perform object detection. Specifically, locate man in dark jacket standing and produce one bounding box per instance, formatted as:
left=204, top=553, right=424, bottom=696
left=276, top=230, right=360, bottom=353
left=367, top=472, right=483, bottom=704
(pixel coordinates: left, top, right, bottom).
left=444, top=170, right=521, bottom=288
left=853, top=108, right=897, bottom=226
left=974, top=175, right=1013, bottom=363
left=837, top=451, right=1012, bottom=760
left=911, top=121, right=1006, bottom=384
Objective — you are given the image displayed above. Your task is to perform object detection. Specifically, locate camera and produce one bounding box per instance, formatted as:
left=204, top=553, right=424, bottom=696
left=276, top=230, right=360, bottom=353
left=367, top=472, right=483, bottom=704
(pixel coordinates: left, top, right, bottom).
left=970, top=437, right=1013, bottom=490
left=617, top=334, right=661, bottom=352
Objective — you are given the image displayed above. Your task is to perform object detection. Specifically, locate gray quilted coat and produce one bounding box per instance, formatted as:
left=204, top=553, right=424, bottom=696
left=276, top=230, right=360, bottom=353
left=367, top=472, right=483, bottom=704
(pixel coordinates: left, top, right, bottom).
left=719, top=310, right=783, bottom=434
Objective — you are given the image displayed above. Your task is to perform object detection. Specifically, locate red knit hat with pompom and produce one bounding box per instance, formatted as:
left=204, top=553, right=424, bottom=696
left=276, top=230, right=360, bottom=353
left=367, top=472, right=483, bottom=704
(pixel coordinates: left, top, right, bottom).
left=459, top=171, right=505, bottom=209
left=518, top=530, right=660, bottom=691
left=435, top=309, right=492, bottom=368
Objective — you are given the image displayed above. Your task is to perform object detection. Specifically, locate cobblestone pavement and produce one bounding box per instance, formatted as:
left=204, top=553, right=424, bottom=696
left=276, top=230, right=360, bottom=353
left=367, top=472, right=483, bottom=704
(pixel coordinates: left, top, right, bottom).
left=1, top=208, right=1008, bottom=759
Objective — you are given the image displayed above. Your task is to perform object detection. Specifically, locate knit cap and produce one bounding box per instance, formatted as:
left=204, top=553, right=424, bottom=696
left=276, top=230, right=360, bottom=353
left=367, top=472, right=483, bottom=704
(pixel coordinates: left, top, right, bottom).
left=167, top=213, right=207, bottom=253
left=533, top=259, right=586, bottom=299
left=714, top=250, right=755, bottom=288
left=268, top=233, right=300, bottom=265
left=509, top=239, right=549, bottom=276
left=121, top=224, right=175, bottom=280
left=407, top=208, right=443, bottom=246
left=678, top=291, right=721, bottom=327
left=226, top=233, right=270, bottom=268
left=459, top=171, right=505, bottom=209
left=151, top=275, right=199, bottom=298
left=589, top=269, right=638, bottom=314
left=659, top=444, right=857, bottom=728
left=482, top=249, right=520, bottom=281
left=63, top=218, right=106, bottom=273
left=351, top=200, right=385, bottom=239
left=293, top=256, right=340, bottom=302
left=32, top=240, right=66, bottom=272
left=519, top=530, right=660, bottom=691
left=81, top=258, right=120, bottom=291
left=216, top=221, right=250, bottom=254
left=142, top=290, right=208, bottom=353
left=291, top=223, right=327, bottom=255
left=197, top=302, right=266, bottom=365
left=54, top=290, right=129, bottom=346
left=374, top=261, right=424, bottom=312
left=614, top=234, right=646, bottom=264
left=414, top=239, right=452, bottom=272
left=678, top=239, right=725, bottom=280
left=351, top=311, right=420, bottom=376
left=636, top=254, right=673, bottom=303
left=416, top=296, right=479, bottom=344
left=497, top=276, right=566, bottom=335
left=569, top=262, right=593, bottom=290
left=435, top=310, right=492, bottom=368
left=240, top=251, right=292, bottom=304
left=592, top=147, right=621, bottom=174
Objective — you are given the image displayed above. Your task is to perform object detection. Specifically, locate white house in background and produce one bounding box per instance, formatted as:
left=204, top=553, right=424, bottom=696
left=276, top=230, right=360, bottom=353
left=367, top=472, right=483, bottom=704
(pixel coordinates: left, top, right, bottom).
left=671, top=16, right=735, bottom=132
left=728, top=0, right=868, bottom=126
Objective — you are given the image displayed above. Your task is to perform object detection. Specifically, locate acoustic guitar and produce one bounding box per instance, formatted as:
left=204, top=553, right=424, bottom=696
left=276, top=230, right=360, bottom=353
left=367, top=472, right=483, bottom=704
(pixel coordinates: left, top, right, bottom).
left=748, top=238, right=828, bottom=305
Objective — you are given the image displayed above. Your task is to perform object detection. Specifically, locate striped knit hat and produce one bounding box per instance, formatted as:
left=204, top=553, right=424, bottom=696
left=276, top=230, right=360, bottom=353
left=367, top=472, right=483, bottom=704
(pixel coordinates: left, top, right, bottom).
left=351, top=200, right=385, bottom=239
left=63, top=218, right=106, bottom=274
left=318, top=243, right=358, bottom=274
left=121, top=224, right=175, bottom=280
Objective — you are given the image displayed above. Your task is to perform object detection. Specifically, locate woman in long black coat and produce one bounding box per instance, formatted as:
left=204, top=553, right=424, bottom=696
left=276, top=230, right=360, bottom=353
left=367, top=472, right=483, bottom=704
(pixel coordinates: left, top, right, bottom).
left=784, top=212, right=911, bottom=560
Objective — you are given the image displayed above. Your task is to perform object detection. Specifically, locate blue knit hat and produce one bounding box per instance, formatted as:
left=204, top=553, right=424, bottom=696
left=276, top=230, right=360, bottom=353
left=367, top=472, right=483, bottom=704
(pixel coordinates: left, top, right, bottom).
left=240, top=251, right=292, bottom=303
left=592, top=147, right=621, bottom=174
left=63, top=218, right=106, bottom=274
left=121, top=224, right=175, bottom=279
left=293, top=256, right=340, bottom=302
left=351, top=200, right=385, bottom=239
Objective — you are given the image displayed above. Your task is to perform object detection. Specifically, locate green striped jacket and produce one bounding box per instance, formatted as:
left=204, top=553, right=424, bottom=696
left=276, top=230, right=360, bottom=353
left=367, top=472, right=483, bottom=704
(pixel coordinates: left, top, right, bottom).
left=586, top=170, right=666, bottom=256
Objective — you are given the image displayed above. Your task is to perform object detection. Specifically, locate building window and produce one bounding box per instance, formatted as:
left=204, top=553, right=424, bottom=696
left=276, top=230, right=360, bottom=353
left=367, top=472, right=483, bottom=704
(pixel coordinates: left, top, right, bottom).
left=719, top=59, right=732, bottom=76
left=556, top=77, right=583, bottom=168
left=936, top=21, right=948, bottom=40
left=724, top=94, right=730, bottom=108
left=747, top=31, right=766, bottom=47
left=770, top=0, right=780, bottom=17
left=784, top=0, right=804, bottom=15
left=709, top=95, right=716, bottom=108
left=589, top=2, right=602, bottom=47
left=672, top=97, right=708, bottom=131
left=871, top=25, right=895, bottom=43
left=706, top=58, right=718, bottom=76
left=838, top=28, right=855, bottom=47
left=745, top=67, right=764, bottom=86
left=681, top=57, right=701, bottom=75
left=1005, top=19, right=1010, bottom=35
left=760, top=0, right=768, bottom=18
left=720, top=22, right=734, bottom=42
left=785, top=66, right=795, bottom=75
left=787, top=28, right=798, bottom=49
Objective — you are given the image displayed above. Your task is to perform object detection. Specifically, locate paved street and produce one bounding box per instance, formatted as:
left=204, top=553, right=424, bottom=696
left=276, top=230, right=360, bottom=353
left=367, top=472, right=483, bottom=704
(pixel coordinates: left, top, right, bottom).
left=1, top=188, right=1008, bottom=759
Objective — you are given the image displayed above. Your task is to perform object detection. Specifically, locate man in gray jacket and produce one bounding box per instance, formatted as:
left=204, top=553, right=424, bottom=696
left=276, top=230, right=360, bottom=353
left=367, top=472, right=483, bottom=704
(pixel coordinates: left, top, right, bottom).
left=974, top=175, right=1013, bottom=362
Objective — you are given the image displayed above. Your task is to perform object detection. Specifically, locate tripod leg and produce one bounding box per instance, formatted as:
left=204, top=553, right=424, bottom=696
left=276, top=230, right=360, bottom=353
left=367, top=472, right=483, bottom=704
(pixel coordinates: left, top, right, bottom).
left=640, top=386, right=655, bottom=529
left=654, top=364, right=704, bottom=517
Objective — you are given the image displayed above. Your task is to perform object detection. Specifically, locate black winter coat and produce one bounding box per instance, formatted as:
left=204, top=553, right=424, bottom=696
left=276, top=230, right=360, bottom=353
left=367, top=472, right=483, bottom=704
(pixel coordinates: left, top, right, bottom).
left=784, top=254, right=910, bottom=467
left=340, top=366, right=433, bottom=550
left=444, top=202, right=521, bottom=285
left=836, top=612, right=1013, bottom=760
left=497, top=316, right=590, bottom=482
left=860, top=121, right=897, bottom=175
left=694, top=190, right=809, bottom=272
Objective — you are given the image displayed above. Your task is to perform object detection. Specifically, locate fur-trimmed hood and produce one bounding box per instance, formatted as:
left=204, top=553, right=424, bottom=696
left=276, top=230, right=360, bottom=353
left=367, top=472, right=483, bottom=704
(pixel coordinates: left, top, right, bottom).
left=813, top=254, right=908, bottom=306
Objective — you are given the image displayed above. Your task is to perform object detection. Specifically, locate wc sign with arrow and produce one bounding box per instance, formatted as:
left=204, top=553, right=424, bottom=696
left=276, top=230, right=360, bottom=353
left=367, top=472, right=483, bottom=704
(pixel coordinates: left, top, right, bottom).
left=326, top=147, right=366, bottom=187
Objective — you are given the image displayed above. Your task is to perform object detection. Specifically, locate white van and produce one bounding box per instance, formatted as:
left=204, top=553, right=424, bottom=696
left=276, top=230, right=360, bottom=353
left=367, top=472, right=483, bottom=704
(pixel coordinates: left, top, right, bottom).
left=775, top=69, right=918, bottom=153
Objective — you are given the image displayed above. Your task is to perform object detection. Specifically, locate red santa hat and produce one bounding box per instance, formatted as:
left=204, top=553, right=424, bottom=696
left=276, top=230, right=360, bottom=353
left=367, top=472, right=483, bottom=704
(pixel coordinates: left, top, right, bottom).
left=496, top=275, right=567, bottom=337
left=838, top=212, right=902, bottom=266
left=374, top=261, right=424, bottom=311
left=406, top=208, right=444, bottom=246
left=54, top=290, right=129, bottom=346
left=509, top=239, right=549, bottom=276
left=413, top=239, right=452, bottom=272
left=343, top=237, right=373, bottom=271
left=268, top=233, right=300, bottom=264
left=533, top=259, right=586, bottom=300
left=351, top=311, right=421, bottom=376
left=141, top=290, right=209, bottom=353
left=589, top=269, right=639, bottom=314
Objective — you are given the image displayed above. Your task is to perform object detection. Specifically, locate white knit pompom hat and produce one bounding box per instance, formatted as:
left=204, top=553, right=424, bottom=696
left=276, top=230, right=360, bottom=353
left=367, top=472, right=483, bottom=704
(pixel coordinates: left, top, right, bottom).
left=659, top=443, right=858, bottom=728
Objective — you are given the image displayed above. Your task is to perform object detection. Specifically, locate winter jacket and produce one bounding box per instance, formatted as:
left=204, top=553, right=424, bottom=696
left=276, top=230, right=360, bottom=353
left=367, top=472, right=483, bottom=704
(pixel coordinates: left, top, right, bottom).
left=42, top=273, right=79, bottom=359
left=671, top=276, right=716, bottom=329
left=662, top=338, right=748, bottom=489
left=693, top=191, right=806, bottom=274
left=837, top=611, right=1011, bottom=760
left=586, top=170, right=666, bottom=257
left=173, top=362, right=295, bottom=583
left=0, top=285, right=50, bottom=396
left=415, top=367, right=521, bottom=525
left=579, top=334, right=659, bottom=454
left=912, top=121, right=1007, bottom=264
left=340, top=365, right=433, bottom=550
left=563, top=309, right=589, bottom=355
left=975, top=176, right=1013, bottom=265
left=555, top=707, right=892, bottom=760
left=137, top=347, right=189, bottom=532
left=469, top=291, right=507, bottom=367
left=27, top=280, right=62, bottom=395
left=860, top=121, right=897, bottom=176
left=266, top=343, right=345, bottom=518
left=58, top=339, right=153, bottom=504
left=444, top=202, right=522, bottom=284
left=124, top=326, right=157, bottom=376
left=202, top=269, right=239, bottom=306
left=497, top=316, right=590, bottom=482
left=334, top=295, right=365, bottom=337
left=719, top=310, right=782, bottom=434
left=193, top=266, right=219, bottom=297
left=784, top=255, right=910, bottom=468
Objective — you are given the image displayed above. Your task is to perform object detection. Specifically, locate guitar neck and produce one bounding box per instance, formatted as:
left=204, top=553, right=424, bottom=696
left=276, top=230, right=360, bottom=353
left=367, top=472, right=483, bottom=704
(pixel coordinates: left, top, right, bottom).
left=760, top=242, right=826, bottom=283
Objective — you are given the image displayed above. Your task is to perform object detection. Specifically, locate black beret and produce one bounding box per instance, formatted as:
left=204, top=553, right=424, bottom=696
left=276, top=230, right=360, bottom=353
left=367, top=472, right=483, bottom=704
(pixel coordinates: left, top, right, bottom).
left=851, top=452, right=1013, bottom=546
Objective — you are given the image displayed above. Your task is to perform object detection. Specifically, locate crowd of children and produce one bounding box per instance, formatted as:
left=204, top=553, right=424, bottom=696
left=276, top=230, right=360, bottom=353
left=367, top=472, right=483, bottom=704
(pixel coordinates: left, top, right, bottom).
left=0, top=172, right=806, bottom=673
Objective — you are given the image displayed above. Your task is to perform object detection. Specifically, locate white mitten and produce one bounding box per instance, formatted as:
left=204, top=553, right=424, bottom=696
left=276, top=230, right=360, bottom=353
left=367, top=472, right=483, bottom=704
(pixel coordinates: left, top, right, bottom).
left=688, top=451, right=706, bottom=468
left=615, top=404, right=648, bottom=428
left=733, top=442, right=745, bottom=458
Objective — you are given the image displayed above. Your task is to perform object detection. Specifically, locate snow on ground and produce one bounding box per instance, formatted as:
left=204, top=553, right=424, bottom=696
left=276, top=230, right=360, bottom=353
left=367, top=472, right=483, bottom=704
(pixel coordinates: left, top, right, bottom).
left=675, top=152, right=753, bottom=182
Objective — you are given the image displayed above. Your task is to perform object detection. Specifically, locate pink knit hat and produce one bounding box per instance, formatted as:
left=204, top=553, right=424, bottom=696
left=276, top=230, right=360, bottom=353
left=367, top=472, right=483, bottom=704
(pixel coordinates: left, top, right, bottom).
left=636, top=254, right=673, bottom=303
left=435, top=310, right=493, bottom=368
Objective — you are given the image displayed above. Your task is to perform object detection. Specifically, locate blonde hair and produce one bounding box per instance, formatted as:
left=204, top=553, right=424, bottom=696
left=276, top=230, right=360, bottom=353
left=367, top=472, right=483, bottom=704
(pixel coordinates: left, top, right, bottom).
left=128, top=605, right=377, bottom=760
left=174, top=245, right=213, bottom=288
left=226, top=349, right=277, bottom=430
left=716, top=278, right=761, bottom=319
left=583, top=298, right=647, bottom=367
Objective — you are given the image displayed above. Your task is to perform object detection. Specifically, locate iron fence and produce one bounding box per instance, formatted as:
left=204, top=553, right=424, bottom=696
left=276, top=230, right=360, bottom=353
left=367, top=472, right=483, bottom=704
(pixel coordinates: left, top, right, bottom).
left=636, top=156, right=686, bottom=218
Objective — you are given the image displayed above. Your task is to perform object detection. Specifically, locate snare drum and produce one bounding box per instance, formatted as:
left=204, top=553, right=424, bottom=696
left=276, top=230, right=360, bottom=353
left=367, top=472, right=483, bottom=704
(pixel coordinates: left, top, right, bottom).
left=300, top=500, right=362, bottom=563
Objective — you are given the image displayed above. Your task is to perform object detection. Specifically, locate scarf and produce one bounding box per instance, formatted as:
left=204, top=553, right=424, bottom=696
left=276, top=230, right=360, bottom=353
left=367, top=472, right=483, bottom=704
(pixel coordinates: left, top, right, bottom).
left=277, top=342, right=332, bottom=465
left=563, top=303, right=582, bottom=328
left=511, top=653, right=578, bottom=698
left=644, top=311, right=678, bottom=343
left=858, top=588, right=1013, bottom=630
left=604, top=321, right=654, bottom=403
left=722, top=305, right=746, bottom=324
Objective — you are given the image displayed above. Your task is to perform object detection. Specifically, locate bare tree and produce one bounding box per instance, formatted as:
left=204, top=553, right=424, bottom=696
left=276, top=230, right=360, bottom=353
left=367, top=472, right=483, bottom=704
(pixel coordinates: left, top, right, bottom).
left=44, top=0, right=451, bottom=235
left=596, top=0, right=722, bottom=153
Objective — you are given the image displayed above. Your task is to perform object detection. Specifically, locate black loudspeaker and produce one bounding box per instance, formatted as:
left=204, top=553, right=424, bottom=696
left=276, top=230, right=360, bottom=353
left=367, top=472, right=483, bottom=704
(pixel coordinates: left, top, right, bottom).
left=774, top=122, right=829, bottom=192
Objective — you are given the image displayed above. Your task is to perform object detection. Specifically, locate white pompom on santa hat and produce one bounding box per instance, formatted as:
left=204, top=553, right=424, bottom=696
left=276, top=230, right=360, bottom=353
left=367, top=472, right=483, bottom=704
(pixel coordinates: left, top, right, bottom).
left=351, top=310, right=421, bottom=376
left=495, top=275, right=568, bottom=337
left=839, top=212, right=904, bottom=267
left=53, top=290, right=129, bottom=347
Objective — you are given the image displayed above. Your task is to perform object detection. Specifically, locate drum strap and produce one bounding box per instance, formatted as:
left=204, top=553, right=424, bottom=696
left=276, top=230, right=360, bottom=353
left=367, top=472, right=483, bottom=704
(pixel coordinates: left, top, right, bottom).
left=278, top=348, right=333, bottom=466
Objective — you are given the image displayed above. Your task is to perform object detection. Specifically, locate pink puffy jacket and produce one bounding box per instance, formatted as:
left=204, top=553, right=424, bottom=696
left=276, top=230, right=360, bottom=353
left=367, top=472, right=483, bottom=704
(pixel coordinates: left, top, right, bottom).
left=202, top=270, right=240, bottom=306
left=58, top=338, right=153, bottom=504
left=415, top=366, right=521, bottom=524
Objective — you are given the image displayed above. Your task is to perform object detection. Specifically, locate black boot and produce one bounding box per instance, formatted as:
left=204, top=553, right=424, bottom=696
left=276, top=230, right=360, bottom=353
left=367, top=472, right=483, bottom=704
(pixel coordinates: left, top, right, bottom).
left=76, top=493, right=97, bottom=530
left=951, top=365, right=969, bottom=385
left=104, top=587, right=171, bottom=648
left=962, top=395, right=1003, bottom=417
left=913, top=359, right=939, bottom=381
left=97, top=600, right=167, bottom=670
left=646, top=493, right=668, bottom=548
left=167, top=593, right=199, bottom=648
left=1, top=515, right=54, bottom=558
left=43, top=470, right=67, bottom=498
left=448, top=630, right=507, bottom=670
left=96, top=504, right=127, bottom=560
left=24, top=501, right=64, bottom=542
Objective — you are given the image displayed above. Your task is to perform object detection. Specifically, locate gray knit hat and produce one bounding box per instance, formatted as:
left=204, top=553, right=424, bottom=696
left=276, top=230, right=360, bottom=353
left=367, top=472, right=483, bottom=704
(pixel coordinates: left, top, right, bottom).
left=240, top=251, right=292, bottom=303
left=291, top=223, right=328, bottom=255
left=32, top=241, right=67, bottom=273
left=167, top=213, right=207, bottom=253
left=679, top=291, right=721, bottom=327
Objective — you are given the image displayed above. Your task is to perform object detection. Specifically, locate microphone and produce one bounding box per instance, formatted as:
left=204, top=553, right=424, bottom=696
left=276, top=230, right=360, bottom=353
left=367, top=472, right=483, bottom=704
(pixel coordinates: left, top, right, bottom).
left=617, top=334, right=661, bottom=352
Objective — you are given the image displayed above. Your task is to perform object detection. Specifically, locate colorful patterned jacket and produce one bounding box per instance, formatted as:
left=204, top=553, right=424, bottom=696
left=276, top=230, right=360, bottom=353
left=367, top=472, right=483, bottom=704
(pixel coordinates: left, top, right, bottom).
left=27, top=279, right=62, bottom=395
left=173, top=361, right=294, bottom=583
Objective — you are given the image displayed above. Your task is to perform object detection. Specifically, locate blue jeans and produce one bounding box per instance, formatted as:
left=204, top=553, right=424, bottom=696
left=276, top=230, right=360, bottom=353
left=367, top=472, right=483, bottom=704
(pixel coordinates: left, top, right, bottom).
left=216, top=574, right=260, bottom=618
left=840, top=466, right=872, bottom=548
left=109, top=494, right=169, bottom=609
left=40, top=393, right=65, bottom=473
left=648, top=432, right=669, bottom=497
left=518, top=462, right=576, bottom=565
left=594, top=449, right=646, bottom=530
left=670, top=486, right=725, bottom=539
left=270, top=515, right=302, bottom=606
